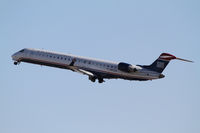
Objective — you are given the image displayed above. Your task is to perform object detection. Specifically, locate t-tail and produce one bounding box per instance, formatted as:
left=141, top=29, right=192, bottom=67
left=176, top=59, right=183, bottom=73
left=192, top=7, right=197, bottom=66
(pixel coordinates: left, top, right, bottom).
left=142, top=53, right=193, bottom=73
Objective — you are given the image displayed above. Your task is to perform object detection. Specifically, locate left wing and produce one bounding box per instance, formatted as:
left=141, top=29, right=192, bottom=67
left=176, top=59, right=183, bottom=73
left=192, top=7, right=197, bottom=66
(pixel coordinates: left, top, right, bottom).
left=68, top=58, right=95, bottom=77
left=73, top=68, right=94, bottom=77
left=67, top=58, right=102, bottom=83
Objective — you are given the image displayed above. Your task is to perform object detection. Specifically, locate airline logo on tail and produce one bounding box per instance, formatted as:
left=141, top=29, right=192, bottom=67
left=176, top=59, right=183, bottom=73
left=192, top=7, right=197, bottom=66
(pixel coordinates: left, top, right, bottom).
left=156, top=61, right=165, bottom=69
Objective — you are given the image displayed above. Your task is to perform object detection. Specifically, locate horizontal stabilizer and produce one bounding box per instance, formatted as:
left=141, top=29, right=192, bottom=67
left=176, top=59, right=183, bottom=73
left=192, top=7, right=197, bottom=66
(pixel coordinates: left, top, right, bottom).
left=142, top=53, right=193, bottom=73
left=176, top=57, right=193, bottom=63
left=159, top=53, right=193, bottom=62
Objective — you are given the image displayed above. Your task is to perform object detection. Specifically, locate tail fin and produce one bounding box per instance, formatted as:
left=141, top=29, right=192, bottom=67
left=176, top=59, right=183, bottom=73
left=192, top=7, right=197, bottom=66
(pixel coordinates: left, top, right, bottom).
left=142, top=53, right=193, bottom=73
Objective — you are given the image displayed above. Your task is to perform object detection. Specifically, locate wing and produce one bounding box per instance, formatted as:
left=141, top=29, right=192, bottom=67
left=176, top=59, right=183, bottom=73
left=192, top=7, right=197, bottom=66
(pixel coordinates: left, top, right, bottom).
left=75, top=68, right=105, bottom=83
left=74, top=68, right=94, bottom=77
left=67, top=59, right=104, bottom=83
left=68, top=66, right=94, bottom=77
left=67, top=58, right=95, bottom=77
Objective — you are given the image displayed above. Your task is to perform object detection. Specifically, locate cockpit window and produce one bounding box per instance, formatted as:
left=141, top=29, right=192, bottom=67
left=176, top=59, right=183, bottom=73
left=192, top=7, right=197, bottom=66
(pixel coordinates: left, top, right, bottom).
left=19, top=49, right=25, bottom=52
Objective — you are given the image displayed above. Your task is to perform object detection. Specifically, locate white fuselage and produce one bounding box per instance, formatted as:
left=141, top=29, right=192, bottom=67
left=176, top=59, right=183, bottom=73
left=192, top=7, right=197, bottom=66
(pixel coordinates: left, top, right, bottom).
left=12, top=48, right=162, bottom=82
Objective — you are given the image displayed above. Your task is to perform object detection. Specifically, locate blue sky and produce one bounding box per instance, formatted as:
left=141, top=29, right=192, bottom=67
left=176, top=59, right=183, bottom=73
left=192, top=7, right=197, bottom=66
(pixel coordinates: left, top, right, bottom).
left=0, top=0, right=200, bottom=133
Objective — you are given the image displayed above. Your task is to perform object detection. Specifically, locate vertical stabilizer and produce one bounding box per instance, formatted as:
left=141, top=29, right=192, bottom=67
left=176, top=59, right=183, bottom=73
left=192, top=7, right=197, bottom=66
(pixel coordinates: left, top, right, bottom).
left=142, top=53, right=193, bottom=73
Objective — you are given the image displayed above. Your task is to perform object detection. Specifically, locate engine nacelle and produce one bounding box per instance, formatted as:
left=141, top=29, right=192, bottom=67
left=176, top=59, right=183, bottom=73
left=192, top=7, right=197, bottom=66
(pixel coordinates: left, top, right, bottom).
left=118, top=62, right=140, bottom=72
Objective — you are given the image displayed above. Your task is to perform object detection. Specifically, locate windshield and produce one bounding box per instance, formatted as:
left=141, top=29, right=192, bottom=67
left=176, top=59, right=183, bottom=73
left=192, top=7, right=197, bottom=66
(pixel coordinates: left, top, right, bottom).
left=19, top=49, right=25, bottom=53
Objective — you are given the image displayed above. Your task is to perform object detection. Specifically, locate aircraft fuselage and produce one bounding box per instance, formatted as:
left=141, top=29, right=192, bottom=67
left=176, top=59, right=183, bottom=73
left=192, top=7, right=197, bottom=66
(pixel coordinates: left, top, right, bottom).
left=12, top=48, right=166, bottom=83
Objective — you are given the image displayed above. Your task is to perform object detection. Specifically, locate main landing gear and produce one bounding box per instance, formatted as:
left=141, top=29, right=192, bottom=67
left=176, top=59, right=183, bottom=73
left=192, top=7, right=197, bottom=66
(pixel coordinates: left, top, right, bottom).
left=89, top=76, right=105, bottom=83
left=89, top=76, right=96, bottom=82
left=98, top=78, right=104, bottom=83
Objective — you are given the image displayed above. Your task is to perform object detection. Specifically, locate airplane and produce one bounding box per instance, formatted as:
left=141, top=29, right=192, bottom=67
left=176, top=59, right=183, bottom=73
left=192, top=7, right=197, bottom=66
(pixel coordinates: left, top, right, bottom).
left=11, top=48, right=193, bottom=83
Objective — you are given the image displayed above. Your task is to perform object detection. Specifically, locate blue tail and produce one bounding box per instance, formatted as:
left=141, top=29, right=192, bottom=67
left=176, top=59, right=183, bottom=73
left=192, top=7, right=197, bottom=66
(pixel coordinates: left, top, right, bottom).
left=142, top=53, right=176, bottom=73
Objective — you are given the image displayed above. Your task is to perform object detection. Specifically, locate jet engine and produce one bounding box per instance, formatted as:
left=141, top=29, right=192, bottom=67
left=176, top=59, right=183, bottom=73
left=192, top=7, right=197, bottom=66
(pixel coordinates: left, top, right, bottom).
left=118, top=62, right=140, bottom=72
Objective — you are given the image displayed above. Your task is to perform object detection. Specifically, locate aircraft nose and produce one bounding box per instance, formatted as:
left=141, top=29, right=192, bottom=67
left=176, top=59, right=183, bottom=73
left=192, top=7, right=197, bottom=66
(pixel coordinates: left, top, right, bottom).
left=11, top=52, right=19, bottom=60
left=159, top=74, right=165, bottom=78
left=11, top=53, right=16, bottom=59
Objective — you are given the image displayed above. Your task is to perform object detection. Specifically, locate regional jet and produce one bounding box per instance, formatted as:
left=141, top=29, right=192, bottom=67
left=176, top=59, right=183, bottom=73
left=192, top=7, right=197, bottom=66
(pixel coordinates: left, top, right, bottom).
left=12, top=48, right=193, bottom=83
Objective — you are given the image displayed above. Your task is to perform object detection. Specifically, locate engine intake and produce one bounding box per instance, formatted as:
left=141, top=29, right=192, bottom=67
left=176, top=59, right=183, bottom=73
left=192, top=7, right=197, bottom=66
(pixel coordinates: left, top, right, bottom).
left=118, top=62, right=138, bottom=72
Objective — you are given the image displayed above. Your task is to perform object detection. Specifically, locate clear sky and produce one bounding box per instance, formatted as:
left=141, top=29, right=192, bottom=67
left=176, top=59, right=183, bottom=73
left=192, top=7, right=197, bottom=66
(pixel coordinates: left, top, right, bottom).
left=0, top=0, right=200, bottom=133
